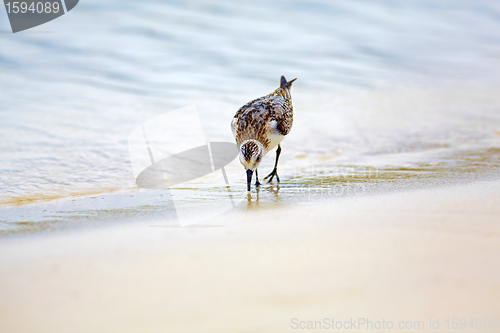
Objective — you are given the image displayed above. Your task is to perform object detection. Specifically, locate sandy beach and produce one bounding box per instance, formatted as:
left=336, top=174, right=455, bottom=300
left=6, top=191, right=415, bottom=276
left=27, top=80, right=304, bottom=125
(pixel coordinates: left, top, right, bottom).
left=1, top=180, right=499, bottom=332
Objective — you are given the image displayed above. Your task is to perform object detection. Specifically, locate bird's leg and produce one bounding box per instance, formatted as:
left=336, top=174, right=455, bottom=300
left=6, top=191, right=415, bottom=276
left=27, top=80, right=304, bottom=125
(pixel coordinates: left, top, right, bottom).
left=255, top=169, right=261, bottom=187
left=264, top=144, right=281, bottom=183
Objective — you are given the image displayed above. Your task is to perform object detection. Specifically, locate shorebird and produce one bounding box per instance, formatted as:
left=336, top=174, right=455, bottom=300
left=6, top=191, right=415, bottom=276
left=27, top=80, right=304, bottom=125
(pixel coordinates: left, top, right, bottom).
left=231, top=75, right=296, bottom=192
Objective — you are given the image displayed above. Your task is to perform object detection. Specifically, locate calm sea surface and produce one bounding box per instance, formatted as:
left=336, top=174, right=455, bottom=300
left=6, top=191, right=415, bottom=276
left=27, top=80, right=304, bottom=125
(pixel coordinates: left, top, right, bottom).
left=1, top=0, right=500, bottom=233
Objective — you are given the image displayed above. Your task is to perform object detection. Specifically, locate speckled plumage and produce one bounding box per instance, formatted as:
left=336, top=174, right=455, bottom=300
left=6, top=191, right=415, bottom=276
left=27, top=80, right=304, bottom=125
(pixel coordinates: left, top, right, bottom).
left=231, top=77, right=295, bottom=153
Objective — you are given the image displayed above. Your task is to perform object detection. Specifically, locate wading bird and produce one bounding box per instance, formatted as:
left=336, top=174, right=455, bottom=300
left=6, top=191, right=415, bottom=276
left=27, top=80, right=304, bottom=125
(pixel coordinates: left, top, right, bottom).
left=231, top=76, right=296, bottom=192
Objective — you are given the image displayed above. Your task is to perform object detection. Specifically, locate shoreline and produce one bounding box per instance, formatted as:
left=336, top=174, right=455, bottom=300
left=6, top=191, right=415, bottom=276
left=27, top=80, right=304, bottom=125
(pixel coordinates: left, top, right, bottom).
left=1, top=144, right=499, bottom=236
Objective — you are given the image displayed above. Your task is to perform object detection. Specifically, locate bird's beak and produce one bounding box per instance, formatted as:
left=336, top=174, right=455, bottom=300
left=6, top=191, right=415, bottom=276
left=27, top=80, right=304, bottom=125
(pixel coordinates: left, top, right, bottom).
left=246, top=169, right=253, bottom=192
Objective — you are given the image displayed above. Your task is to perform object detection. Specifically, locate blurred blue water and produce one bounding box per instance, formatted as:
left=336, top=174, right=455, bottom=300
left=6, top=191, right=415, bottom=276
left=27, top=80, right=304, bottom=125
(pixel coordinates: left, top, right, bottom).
left=2, top=0, right=500, bottom=93
left=1, top=0, right=500, bottom=203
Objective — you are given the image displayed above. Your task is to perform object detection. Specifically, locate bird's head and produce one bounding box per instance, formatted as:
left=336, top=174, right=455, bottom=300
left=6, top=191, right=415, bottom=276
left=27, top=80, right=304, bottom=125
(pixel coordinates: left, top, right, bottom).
left=239, top=139, right=263, bottom=171
left=239, top=140, right=264, bottom=191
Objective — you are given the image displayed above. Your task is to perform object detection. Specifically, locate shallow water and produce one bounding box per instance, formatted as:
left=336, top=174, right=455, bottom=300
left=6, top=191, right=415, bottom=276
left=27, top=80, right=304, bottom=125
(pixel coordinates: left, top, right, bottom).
left=1, top=0, right=500, bottom=234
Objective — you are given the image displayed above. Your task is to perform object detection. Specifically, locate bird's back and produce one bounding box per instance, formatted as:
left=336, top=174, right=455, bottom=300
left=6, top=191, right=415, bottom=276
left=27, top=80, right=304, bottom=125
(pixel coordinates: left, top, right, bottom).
left=232, top=86, right=294, bottom=151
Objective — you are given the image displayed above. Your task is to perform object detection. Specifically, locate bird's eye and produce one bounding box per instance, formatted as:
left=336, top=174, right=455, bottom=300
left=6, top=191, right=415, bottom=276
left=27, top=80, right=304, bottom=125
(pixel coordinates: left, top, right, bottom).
left=256, top=157, right=261, bottom=162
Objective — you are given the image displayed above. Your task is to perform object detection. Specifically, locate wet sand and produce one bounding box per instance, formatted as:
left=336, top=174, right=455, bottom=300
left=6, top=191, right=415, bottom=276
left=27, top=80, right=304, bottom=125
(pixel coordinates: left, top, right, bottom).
left=0, top=180, right=499, bottom=332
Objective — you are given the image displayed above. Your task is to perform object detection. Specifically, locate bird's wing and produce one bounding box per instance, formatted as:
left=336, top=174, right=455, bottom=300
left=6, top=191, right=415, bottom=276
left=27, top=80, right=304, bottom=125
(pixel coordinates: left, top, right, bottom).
left=232, top=96, right=275, bottom=147
left=270, top=95, right=293, bottom=136
left=230, top=117, right=237, bottom=138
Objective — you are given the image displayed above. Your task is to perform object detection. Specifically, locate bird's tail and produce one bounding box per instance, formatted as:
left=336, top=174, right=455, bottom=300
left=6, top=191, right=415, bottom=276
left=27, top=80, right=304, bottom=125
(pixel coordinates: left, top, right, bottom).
left=280, top=76, right=297, bottom=90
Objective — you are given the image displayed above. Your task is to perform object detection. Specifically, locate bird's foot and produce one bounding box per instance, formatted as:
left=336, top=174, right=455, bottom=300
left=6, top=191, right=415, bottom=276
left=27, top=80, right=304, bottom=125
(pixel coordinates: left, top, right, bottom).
left=264, top=168, right=280, bottom=183
left=255, top=180, right=261, bottom=187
